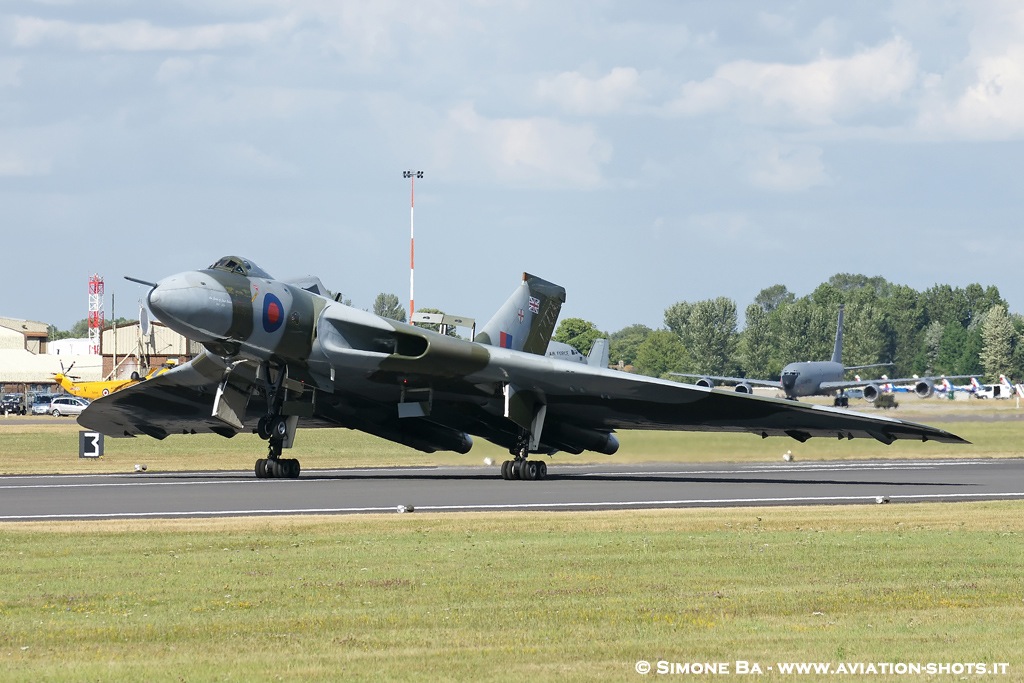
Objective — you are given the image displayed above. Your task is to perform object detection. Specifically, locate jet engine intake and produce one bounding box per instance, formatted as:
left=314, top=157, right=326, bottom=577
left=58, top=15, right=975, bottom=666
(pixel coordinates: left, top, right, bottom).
left=733, top=382, right=754, bottom=394
left=862, top=383, right=880, bottom=403
left=694, top=377, right=715, bottom=389
left=913, top=379, right=935, bottom=398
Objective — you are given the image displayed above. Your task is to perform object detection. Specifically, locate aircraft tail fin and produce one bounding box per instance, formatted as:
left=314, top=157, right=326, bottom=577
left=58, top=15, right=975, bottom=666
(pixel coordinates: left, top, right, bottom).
left=587, top=338, right=610, bottom=368
left=831, top=304, right=844, bottom=364
left=476, top=273, right=566, bottom=355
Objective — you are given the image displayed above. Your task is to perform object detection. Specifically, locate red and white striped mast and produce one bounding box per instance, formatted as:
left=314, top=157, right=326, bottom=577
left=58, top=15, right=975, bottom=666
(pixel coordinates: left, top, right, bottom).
left=403, top=170, right=423, bottom=320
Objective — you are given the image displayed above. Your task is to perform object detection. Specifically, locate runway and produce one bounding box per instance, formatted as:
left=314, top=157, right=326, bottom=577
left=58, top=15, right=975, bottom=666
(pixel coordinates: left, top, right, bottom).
left=2, top=458, right=1024, bottom=521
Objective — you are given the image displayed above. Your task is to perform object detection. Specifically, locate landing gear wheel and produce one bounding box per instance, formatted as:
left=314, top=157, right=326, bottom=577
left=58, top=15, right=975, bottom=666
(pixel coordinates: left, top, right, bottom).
left=519, top=460, right=539, bottom=481
left=271, top=417, right=288, bottom=440
left=538, top=461, right=548, bottom=479
left=501, top=460, right=512, bottom=480
left=255, top=458, right=267, bottom=478
left=257, top=416, right=271, bottom=440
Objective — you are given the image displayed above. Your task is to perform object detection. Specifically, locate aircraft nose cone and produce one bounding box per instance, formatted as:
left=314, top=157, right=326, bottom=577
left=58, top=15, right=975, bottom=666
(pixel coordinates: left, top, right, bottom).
left=781, top=372, right=797, bottom=392
left=148, top=273, right=232, bottom=342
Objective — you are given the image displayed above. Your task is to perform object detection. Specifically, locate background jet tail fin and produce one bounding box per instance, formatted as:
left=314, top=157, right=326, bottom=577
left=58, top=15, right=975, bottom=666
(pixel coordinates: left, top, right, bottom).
left=476, top=273, right=566, bottom=355
left=587, top=338, right=610, bottom=368
left=831, top=304, right=845, bottom=364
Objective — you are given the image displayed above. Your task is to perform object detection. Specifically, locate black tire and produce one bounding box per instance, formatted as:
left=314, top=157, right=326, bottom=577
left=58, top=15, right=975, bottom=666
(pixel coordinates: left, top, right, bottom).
left=501, top=460, right=511, bottom=480
left=257, top=416, right=271, bottom=440
left=538, top=461, right=548, bottom=479
left=519, top=460, right=535, bottom=481
left=272, top=417, right=288, bottom=440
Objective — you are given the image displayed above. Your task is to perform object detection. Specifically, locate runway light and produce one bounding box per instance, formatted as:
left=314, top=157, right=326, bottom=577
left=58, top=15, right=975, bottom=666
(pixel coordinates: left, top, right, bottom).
left=783, top=450, right=793, bottom=461
left=396, top=504, right=415, bottom=513
left=875, top=496, right=890, bottom=504
left=483, top=457, right=494, bottom=466
left=134, top=463, right=147, bottom=472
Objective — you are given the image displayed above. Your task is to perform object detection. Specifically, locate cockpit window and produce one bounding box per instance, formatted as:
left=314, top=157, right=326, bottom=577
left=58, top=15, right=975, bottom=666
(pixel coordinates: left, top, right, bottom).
left=208, top=256, right=273, bottom=279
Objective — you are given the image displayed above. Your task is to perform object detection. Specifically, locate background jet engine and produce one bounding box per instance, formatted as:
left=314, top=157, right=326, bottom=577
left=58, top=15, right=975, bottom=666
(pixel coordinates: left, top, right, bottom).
left=862, top=383, right=881, bottom=402
left=693, top=376, right=715, bottom=388
left=733, top=382, right=754, bottom=394
left=913, top=378, right=935, bottom=398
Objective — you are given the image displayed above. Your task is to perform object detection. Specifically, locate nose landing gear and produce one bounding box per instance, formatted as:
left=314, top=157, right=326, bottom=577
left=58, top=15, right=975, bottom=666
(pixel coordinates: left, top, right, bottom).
left=253, top=362, right=301, bottom=479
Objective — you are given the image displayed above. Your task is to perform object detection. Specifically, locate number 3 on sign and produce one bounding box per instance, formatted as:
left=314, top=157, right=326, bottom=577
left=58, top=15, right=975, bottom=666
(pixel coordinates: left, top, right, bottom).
left=79, top=431, right=104, bottom=458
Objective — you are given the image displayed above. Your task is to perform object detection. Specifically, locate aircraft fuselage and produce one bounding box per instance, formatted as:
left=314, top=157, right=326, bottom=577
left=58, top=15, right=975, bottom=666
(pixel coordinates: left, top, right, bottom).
left=780, top=360, right=845, bottom=399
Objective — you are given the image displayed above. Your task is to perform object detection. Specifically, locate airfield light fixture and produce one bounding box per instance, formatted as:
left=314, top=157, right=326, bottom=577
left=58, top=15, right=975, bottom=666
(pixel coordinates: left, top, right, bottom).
left=403, top=170, right=424, bottom=319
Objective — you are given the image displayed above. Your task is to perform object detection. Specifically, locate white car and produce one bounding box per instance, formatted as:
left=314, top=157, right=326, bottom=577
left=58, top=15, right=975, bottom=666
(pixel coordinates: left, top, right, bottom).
left=47, top=396, right=90, bottom=417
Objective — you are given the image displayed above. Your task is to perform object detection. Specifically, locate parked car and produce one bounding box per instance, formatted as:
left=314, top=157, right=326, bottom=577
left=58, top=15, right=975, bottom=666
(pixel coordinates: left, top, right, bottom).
left=46, top=396, right=91, bottom=417
left=30, top=394, right=59, bottom=415
left=1, top=393, right=26, bottom=415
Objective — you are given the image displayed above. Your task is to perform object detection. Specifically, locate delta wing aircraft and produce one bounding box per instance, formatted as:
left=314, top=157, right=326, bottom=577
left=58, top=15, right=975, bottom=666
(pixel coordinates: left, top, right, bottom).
left=673, top=305, right=968, bottom=406
left=79, top=257, right=967, bottom=480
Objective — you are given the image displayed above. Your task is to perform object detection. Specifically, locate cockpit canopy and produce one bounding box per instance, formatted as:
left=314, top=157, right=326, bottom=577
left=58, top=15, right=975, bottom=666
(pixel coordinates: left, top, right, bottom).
left=207, top=256, right=273, bottom=279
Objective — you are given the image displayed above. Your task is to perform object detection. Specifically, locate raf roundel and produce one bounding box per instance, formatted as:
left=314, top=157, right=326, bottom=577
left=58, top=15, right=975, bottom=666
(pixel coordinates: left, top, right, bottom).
left=262, top=293, right=285, bottom=333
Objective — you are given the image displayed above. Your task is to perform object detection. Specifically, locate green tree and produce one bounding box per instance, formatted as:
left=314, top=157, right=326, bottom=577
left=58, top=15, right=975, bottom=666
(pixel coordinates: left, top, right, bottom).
left=921, top=321, right=944, bottom=375
left=608, top=324, right=652, bottom=367
left=980, top=305, right=1015, bottom=380
left=843, top=297, right=888, bottom=368
left=684, top=297, right=739, bottom=375
left=739, top=303, right=777, bottom=379
left=633, top=330, right=688, bottom=378
left=827, top=273, right=891, bottom=296
left=373, top=293, right=407, bottom=322
left=663, top=301, right=693, bottom=340
left=553, top=318, right=605, bottom=355
left=753, top=284, right=794, bottom=313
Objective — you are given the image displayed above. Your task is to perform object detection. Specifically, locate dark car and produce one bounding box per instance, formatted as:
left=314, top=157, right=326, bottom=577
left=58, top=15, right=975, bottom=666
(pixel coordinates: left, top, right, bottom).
left=1, top=393, right=26, bottom=415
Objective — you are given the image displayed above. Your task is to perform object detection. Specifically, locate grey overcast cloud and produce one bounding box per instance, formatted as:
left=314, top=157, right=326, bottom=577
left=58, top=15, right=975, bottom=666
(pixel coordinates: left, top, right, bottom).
left=3, top=1, right=1023, bottom=333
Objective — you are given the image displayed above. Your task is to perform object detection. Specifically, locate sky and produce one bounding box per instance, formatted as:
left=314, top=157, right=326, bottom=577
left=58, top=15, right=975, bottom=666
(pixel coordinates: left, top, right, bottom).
left=3, top=1, right=1024, bottom=334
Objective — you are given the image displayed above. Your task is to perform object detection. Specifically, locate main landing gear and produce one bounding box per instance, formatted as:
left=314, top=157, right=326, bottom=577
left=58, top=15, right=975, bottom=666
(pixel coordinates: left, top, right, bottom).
left=253, top=362, right=301, bottom=479
left=499, top=432, right=548, bottom=481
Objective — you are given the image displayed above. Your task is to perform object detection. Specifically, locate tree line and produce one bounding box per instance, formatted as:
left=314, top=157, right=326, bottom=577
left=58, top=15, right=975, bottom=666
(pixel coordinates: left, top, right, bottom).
left=552, top=274, right=1022, bottom=382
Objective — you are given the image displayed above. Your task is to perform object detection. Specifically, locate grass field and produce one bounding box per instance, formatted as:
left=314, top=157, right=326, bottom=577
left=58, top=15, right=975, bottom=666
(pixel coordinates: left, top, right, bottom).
left=2, top=504, right=1023, bottom=681
left=3, top=401, right=1023, bottom=680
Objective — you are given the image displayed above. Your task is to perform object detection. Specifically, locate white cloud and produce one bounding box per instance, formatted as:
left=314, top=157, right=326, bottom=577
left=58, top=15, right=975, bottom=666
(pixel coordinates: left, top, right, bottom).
left=155, top=56, right=218, bottom=84
left=535, top=67, right=646, bottom=115
left=744, top=141, right=828, bottom=192
left=916, top=3, right=1024, bottom=138
left=436, top=103, right=612, bottom=189
left=220, top=142, right=298, bottom=178
left=0, top=152, right=50, bottom=177
left=11, top=15, right=290, bottom=51
left=668, top=38, right=918, bottom=126
left=0, top=58, right=24, bottom=87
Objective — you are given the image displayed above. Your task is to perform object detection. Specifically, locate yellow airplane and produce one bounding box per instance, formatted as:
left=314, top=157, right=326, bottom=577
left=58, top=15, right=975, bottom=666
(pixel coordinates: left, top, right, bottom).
left=53, top=360, right=178, bottom=400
